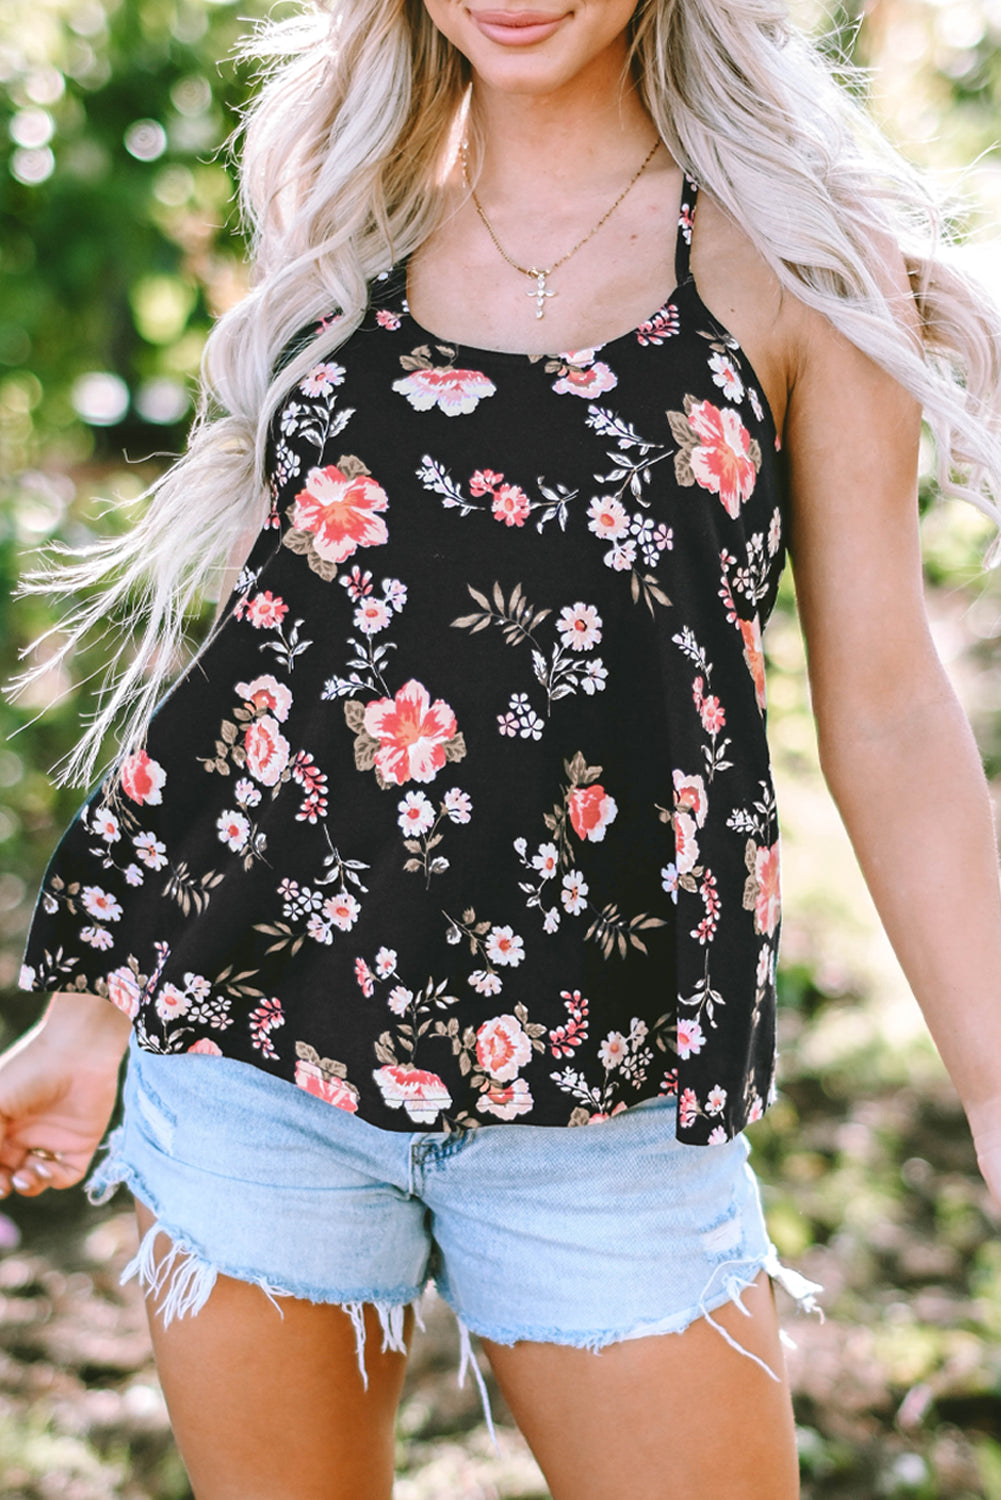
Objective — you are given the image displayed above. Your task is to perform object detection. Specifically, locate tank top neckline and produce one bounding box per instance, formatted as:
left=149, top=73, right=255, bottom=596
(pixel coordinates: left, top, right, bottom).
left=380, top=174, right=780, bottom=440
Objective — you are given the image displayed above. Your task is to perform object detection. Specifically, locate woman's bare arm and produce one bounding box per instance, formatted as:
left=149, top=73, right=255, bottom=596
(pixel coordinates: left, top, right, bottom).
left=782, top=263, right=1001, bottom=1180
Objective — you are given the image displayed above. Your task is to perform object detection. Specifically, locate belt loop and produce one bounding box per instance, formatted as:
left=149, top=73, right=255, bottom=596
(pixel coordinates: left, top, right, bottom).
left=407, top=1137, right=423, bottom=1198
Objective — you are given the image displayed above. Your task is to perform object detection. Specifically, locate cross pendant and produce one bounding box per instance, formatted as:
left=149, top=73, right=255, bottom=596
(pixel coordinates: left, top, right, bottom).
left=527, top=269, right=555, bottom=319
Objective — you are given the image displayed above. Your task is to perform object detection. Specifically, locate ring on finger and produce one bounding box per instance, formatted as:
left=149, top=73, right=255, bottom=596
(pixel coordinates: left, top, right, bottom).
left=28, top=1147, right=66, bottom=1163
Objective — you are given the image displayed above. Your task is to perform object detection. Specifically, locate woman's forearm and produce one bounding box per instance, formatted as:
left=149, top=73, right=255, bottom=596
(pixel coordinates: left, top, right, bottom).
left=816, top=686, right=1001, bottom=1113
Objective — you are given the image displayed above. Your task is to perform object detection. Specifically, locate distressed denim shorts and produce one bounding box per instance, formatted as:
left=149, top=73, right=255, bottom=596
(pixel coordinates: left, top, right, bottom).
left=88, top=1037, right=822, bottom=1429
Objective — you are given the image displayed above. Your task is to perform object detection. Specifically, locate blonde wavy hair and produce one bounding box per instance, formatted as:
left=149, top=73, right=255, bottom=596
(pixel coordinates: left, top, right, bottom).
left=17, top=0, right=1001, bottom=784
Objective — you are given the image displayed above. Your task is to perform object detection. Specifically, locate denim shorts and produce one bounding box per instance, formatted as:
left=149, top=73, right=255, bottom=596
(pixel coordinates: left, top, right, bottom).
left=88, top=1037, right=822, bottom=1432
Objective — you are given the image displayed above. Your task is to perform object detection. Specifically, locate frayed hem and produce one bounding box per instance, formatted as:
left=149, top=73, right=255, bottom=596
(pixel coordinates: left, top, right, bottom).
left=85, top=1143, right=422, bottom=1392
left=438, top=1241, right=824, bottom=1386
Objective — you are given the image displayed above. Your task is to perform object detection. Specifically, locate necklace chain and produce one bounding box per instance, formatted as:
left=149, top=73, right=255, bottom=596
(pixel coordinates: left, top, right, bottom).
left=461, top=138, right=661, bottom=319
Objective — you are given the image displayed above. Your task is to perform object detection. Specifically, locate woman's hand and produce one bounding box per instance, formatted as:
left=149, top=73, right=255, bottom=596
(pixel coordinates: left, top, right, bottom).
left=0, top=991, right=131, bottom=1199
left=965, top=1094, right=1001, bottom=1213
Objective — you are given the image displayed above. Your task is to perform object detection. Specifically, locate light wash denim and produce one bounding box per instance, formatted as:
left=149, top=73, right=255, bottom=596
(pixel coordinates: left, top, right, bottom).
left=88, top=1036, right=822, bottom=1434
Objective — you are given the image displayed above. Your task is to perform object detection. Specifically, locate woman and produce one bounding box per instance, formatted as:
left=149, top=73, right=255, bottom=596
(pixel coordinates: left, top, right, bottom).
left=3, top=2, right=1001, bottom=1495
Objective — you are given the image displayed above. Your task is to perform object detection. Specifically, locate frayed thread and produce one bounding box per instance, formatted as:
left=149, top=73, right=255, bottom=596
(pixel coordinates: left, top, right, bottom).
left=457, top=1319, right=498, bottom=1451
left=698, top=1244, right=825, bottom=1383
left=123, top=1218, right=289, bottom=1329
left=342, top=1297, right=413, bottom=1390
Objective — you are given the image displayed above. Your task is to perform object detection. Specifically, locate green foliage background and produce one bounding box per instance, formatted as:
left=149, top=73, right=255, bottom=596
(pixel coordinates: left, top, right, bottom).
left=1, top=3, right=1001, bottom=1495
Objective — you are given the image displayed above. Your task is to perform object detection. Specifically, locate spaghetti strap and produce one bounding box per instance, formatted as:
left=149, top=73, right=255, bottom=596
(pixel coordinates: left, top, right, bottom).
left=674, top=172, right=699, bottom=286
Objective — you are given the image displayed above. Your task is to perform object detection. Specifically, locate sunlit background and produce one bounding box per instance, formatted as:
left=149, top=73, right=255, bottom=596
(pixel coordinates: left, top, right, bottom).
left=1, top=2, right=1001, bottom=1497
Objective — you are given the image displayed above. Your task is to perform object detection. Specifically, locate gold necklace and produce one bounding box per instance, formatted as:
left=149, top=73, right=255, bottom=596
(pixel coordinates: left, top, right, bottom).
left=461, top=138, right=661, bottom=319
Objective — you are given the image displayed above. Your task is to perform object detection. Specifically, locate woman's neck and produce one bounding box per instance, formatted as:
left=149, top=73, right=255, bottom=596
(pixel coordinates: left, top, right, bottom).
left=467, top=54, right=658, bottom=206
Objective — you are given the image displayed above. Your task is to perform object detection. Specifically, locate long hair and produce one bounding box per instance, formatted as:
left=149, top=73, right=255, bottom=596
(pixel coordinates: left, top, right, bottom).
left=16, top=0, right=1001, bottom=784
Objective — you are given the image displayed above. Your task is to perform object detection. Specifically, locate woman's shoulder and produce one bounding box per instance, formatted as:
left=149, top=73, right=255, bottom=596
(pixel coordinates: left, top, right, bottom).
left=690, top=187, right=920, bottom=440
left=690, top=188, right=795, bottom=437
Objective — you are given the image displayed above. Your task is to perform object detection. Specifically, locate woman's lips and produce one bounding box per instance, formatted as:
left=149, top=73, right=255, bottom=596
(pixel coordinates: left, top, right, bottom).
left=470, top=10, right=570, bottom=46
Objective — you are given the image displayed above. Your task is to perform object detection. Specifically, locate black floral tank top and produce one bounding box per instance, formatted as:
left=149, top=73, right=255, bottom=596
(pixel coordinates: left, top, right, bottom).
left=19, top=178, right=788, bottom=1144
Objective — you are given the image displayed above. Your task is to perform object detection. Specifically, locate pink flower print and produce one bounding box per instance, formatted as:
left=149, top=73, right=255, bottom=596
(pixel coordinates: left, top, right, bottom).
left=295, top=1059, right=360, bottom=1112
left=551, top=351, right=618, bottom=399
left=443, top=788, right=472, bottom=824
left=477, top=1078, right=534, bottom=1120
left=384, top=577, right=407, bottom=613
left=91, top=808, right=120, bottom=843
left=235, top=674, right=293, bottom=723
left=307, top=912, right=333, bottom=946
left=188, top=1038, right=224, bottom=1056
left=392, top=366, right=496, bottom=416
left=81, top=926, right=114, bottom=951
left=354, top=956, right=375, bottom=996
left=548, top=990, right=588, bottom=1058
left=475, top=1013, right=532, bottom=1082
left=249, top=997, right=285, bottom=1058
left=748, top=1094, right=764, bottom=1123
left=561, top=871, right=588, bottom=915
left=375, top=946, right=397, bottom=977
left=245, top=591, right=289, bottom=629
left=679, top=1087, right=699, bottom=1129
left=299, top=361, right=345, bottom=397
left=753, top=841, right=781, bottom=937
left=677, top=1018, right=704, bottom=1059
left=354, top=597, right=392, bottom=635
left=531, top=842, right=559, bottom=880
left=324, top=891, right=361, bottom=931
left=672, top=771, right=708, bottom=829
left=469, top=469, right=505, bottom=495
left=397, top=790, right=435, bottom=835
left=133, top=832, right=167, bottom=870
left=469, top=970, right=503, bottom=996
left=556, top=602, right=602, bottom=653
left=81, top=886, right=122, bottom=923
left=244, top=714, right=291, bottom=787
left=120, top=748, right=166, bottom=807
left=598, top=1031, right=627, bottom=1070
left=497, top=711, right=519, bottom=737
left=749, top=387, right=765, bottom=424
left=155, top=983, right=190, bottom=1024
left=586, top=1103, right=629, bottom=1124
left=708, top=350, right=745, bottom=402
left=124, top=864, right=143, bottom=887
left=340, top=566, right=373, bottom=600
left=686, top=400, right=757, bottom=517
left=587, top=495, right=630, bottom=541
left=375, top=309, right=401, bottom=331
left=363, top=679, right=459, bottom=786
left=388, top=985, right=412, bottom=1015
left=636, top=303, right=680, bottom=346
left=491, top=482, right=531, bottom=527
left=739, top=616, right=767, bottom=711
left=707, top=1126, right=728, bottom=1145
left=605, top=539, right=637, bottom=572
left=756, top=944, right=773, bottom=990
left=216, top=810, right=250, bottom=852
left=700, top=695, right=726, bottom=734
left=672, top=811, right=700, bottom=875
left=485, top=926, right=524, bottom=967
left=106, top=967, right=141, bottom=1019
left=292, top=464, right=389, bottom=566
left=706, top=1084, right=727, bottom=1116
left=372, top=1064, right=452, bottom=1124
left=567, top=784, right=618, bottom=843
